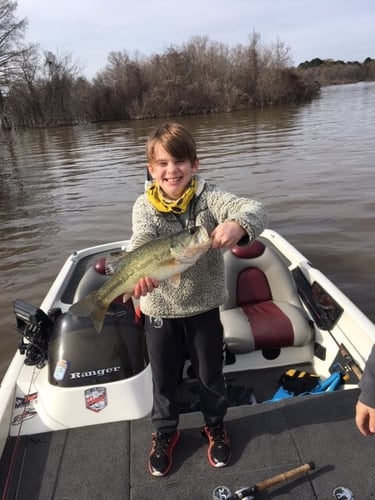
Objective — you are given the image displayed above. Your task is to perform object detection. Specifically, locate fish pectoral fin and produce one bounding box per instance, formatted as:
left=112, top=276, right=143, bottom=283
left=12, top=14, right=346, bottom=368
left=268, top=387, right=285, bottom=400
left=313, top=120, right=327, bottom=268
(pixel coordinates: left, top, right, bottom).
left=167, top=274, right=181, bottom=288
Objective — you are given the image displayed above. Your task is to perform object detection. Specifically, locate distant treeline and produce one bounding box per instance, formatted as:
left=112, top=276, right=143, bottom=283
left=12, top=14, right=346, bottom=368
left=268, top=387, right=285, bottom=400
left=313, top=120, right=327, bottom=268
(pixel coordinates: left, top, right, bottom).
left=0, top=1, right=374, bottom=130
left=1, top=34, right=321, bottom=130
left=297, top=57, right=375, bottom=86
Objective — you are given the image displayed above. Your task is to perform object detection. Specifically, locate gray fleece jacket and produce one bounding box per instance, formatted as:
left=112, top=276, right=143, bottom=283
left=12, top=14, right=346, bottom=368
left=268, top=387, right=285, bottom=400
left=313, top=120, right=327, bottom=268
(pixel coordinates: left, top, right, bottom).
left=359, top=345, right=375, bottom=408
left=127, top=176, right=268, bottom=318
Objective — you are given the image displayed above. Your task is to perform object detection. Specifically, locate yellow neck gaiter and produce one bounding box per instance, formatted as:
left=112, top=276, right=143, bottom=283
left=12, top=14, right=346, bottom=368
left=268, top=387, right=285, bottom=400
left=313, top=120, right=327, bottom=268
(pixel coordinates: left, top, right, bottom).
left=146, top=177, right=197, bottom=214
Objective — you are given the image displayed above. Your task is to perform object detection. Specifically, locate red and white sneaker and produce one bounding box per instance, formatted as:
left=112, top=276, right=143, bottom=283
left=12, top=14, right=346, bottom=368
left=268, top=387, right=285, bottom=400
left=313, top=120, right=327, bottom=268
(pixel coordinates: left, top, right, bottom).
left=148, top=430, right=180, bottom=476
left=201, top=424, right=232, bottom=467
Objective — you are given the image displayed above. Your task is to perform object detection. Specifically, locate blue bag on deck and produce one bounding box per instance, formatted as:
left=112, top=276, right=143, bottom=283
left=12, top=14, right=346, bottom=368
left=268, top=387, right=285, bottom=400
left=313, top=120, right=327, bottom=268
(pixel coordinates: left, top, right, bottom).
left=269, top=371, right=343, bottom=402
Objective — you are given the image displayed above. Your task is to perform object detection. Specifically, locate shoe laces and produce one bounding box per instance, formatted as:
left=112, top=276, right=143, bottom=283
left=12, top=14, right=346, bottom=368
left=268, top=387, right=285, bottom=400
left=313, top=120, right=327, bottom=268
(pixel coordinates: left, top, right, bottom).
left=152, top=433, right=173, bottom=455
left=208, top=425, right=226, bottom=445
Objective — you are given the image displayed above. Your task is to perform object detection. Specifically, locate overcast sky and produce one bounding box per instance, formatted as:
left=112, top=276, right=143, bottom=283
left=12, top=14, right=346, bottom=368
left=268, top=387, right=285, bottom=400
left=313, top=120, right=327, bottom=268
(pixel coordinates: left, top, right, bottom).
left=16, top=0, right=375, bottom=80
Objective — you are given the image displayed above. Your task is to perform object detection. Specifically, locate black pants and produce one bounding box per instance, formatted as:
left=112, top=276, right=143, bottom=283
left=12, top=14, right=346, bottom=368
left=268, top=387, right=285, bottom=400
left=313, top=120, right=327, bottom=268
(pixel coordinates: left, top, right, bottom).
left=144, top=308, right=228, bottom=433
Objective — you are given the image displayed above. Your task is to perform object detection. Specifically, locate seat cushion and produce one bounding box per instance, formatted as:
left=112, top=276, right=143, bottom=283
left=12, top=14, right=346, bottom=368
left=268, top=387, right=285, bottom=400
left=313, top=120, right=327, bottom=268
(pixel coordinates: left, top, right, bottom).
left=220, top=301, right=313, bottom=354
left=241, top=302, right=294, bottom=349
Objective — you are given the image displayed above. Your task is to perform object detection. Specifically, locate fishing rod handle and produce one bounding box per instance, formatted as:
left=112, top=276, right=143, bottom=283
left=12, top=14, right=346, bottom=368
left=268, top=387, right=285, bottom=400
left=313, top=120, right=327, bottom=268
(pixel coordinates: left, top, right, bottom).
left=340, top=344, right=362, bottom=380
left=225, top=462, right=315, bottom=499
left=350, top=362, right=363, bottom=381
left=255, top=461, right=315, bottom=492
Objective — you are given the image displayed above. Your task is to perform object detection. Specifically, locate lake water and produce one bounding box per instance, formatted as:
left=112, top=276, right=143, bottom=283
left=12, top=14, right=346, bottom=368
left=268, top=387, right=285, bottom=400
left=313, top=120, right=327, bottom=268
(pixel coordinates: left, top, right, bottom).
left=1, top=81, right=374, bottom=381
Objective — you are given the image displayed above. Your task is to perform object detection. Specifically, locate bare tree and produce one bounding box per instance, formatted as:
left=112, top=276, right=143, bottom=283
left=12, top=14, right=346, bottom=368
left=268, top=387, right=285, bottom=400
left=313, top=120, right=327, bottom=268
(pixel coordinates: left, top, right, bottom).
left=0, top=0, right=28, bottom=83
left=0, top=0, right=29, bottom=128
left=91, top=50, right=147, bottom=120
left=6, top=44, right=44, bottom=127
left=40, top=50, right=81, bottom=125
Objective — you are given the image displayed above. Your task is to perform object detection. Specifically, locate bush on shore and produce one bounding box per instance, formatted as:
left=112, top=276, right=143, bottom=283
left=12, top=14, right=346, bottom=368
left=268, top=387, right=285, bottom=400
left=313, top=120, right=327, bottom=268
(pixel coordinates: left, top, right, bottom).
left=2, top=32, right=321, bottom=129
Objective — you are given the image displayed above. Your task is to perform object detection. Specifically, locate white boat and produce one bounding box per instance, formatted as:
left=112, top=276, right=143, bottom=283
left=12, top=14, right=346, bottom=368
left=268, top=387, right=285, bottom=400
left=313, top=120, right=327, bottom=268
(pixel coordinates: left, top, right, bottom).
left=0, top=229, right=374, bottom=500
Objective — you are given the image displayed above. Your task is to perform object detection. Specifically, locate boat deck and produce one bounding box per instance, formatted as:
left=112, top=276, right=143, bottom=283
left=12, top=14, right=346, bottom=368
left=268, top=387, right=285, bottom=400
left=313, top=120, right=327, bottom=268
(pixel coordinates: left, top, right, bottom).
left=1, top=387, right=374, bottom=499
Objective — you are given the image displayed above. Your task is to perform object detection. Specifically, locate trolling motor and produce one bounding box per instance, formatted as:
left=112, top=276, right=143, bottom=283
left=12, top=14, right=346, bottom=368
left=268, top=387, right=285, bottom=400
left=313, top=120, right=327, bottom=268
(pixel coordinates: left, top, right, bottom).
left=13, top=299, right=56, bottom=368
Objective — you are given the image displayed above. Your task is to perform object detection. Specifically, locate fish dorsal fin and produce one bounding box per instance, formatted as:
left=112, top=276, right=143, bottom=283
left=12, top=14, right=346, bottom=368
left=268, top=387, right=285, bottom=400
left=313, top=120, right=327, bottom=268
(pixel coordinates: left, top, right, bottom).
left=131, top=234, right=154, bottom=247
left=105, top=234, right=151, bottom=273
left=167, top=274, right=181, bottom=288
left=105, top=250, right=128, bottom=275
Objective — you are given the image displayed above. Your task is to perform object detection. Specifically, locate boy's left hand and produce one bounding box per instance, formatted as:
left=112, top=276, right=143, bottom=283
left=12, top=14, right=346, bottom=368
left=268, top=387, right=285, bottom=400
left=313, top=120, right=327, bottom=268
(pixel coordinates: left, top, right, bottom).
left=210, top=221, right=247, bottom=249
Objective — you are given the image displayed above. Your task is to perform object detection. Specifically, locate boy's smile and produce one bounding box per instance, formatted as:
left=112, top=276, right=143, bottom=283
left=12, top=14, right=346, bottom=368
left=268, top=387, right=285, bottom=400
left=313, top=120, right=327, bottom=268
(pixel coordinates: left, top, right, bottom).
left=148, top=144, right=199, bottom=200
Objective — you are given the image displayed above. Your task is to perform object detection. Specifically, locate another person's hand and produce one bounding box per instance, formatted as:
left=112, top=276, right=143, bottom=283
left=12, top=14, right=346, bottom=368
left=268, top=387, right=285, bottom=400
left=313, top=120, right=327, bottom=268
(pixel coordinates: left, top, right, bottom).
left=355, top=400, right=375, bottom=436
left=132, top=277, right=159, bottom=300
left=210, top=221, right=246, bottom=249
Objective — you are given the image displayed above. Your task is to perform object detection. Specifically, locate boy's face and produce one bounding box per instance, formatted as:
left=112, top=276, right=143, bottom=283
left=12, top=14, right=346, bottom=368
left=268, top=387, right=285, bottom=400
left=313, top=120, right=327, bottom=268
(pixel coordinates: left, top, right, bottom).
left=148, top=143, right=198, bottom=200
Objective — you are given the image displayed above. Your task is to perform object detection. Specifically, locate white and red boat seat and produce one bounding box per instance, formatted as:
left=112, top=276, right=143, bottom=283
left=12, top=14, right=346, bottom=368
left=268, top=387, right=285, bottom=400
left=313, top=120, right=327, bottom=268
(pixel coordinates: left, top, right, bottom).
left=220, top=240, right=313, bottom=354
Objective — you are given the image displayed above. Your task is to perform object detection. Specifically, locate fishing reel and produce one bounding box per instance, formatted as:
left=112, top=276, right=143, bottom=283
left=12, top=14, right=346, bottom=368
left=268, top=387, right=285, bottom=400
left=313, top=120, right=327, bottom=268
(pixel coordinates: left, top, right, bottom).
left=212, top=486, right=254, bottom=500
left=13, top=300, right=56, bottom=368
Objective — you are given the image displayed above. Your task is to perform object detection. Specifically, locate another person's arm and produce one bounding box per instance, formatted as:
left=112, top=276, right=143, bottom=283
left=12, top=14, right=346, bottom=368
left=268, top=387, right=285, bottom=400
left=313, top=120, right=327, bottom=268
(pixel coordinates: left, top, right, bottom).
left=356, top=345, right=375, bottom=436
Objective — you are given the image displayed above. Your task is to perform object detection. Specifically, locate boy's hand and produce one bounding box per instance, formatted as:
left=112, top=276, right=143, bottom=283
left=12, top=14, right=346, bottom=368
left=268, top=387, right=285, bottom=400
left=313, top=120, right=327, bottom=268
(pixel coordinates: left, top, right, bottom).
left=132, top=277, right=159, bottom=299
left=211, top=221, right=246, bottom=249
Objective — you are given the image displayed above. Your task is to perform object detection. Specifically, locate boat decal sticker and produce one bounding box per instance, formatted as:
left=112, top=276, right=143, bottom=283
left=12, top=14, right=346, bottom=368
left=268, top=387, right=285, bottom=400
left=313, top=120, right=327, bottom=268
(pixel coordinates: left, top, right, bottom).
left=70, top=365, right=121, bottom=380
left=84, top=387, right=108, bottom=413
left=332, top=486, right=354, bottom=499
left=14, top=392, right=38, bottom=408
left=53, top=359, right=70, bottom=381
left=12, top=392, right=38, bottom=426
left=12, top=409, right=38, bottom=426
left=212, top=485, right=232, bottom=499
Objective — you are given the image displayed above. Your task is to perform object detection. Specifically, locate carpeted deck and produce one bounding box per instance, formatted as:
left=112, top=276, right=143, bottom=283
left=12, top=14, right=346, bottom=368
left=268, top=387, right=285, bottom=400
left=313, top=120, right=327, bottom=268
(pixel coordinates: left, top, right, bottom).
left=1, top=388, right=374, bottom=499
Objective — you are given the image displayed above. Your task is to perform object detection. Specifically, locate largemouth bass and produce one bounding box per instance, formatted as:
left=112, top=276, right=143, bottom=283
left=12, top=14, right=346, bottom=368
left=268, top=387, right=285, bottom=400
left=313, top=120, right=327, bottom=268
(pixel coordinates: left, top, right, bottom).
left=69, top=226, right=212, bottom=333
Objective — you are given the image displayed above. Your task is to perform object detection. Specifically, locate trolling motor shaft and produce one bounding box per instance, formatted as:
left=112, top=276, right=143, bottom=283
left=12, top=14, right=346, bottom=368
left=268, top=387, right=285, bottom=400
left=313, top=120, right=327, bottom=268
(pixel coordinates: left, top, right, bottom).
left=213, top=461, right=315, bottom=499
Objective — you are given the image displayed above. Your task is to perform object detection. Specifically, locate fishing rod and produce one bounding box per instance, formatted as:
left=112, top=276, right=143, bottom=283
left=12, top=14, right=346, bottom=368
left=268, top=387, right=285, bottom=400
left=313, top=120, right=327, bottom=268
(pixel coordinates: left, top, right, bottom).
left=212, top=461, right=315, bottom=499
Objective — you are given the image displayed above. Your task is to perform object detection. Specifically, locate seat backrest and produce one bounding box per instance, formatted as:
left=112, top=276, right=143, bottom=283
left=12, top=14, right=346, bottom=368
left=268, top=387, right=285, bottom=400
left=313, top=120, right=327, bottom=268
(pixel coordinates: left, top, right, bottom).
left=222, top=240, right=302, bottom=311
left=73, top=257, right=135, bottom=313
left=221, top=239, right=313, bottom=354
left=73, top=266, right=107, bottom=302
left=237, top=267, right=272, bottom=305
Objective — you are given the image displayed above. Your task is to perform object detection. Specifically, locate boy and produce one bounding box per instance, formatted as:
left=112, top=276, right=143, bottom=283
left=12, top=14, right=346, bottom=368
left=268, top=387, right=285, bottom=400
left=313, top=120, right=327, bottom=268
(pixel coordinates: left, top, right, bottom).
left=128, top=122, right=268, bottom=476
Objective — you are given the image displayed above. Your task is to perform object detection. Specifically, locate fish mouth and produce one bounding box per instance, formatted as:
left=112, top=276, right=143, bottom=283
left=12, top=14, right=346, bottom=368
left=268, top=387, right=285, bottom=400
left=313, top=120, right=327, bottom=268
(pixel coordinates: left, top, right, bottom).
left=170, top=226, right=212, bottom=263
left=189, top=226, right=211, bottom=247
left=188, top=225, right=208, bottom=238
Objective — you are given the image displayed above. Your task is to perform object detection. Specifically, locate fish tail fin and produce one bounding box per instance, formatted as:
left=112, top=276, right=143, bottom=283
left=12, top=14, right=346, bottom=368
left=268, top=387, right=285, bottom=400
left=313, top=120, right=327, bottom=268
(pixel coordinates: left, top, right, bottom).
left=89, top=305, right=107, bottom=334
left=69, top=292, right=107, bottom=334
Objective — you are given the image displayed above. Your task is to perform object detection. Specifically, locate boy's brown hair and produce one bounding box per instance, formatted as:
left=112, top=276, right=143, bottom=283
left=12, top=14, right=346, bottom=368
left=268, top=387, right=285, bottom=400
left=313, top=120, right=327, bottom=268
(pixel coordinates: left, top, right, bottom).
left=146, top=122, right=198, bottom=165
